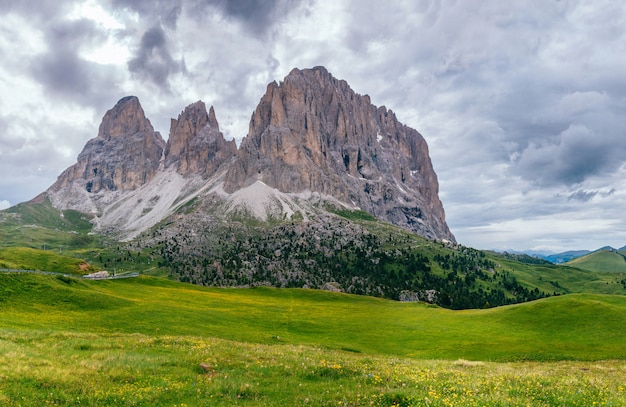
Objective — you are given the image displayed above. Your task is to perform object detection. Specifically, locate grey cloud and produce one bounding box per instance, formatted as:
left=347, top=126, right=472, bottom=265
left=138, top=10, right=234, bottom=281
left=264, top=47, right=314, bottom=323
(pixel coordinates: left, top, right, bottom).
left=603, top=188, right=617, bottom=197
left=110, top=0, right=182, bottom=28
left=0, top=113, right=94, bottom=203
left=0, top=0, right=74, bottom=20
left=567, top=190, right=598, bottom=202
left=185, top=0, right=294, bottom=35
left=564, top=188, right=616, bottom=203
left=110, top=0, right=290, bottom=36
left=32, top=47, right=91, bottom=98
left=512, top=124, right=622, bottom=186
left=25, top=17, right=124, bottom=112
left=128, top=24, right=186, bottom=91
left=222, top=0, right=277, bottom=22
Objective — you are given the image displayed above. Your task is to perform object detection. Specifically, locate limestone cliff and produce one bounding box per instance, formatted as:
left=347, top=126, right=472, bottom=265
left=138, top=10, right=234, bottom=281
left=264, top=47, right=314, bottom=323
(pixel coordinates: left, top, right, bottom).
left=164, top=101, right=236, bottom=176
left=50, top=96, right=165, bottom=193
left=224, top=67, right=454, bottom=241
left=41, top=67, right=454, bottom=242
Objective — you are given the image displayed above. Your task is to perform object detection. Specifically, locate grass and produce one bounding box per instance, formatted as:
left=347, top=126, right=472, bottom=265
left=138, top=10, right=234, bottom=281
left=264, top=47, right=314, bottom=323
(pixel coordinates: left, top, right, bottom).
left=0, top=199, right=100, bottom=256
left=1, top=274, right=625, bottom=361
left=490, top=256, right=626, bottom=295
left=0, top=331, right=624, bottom=406
left=568, top=249, right=626, bottom=273
left=0, top=247, right=95, bottom=275
left=1, top=274, right=625, bottom=405
left=330, top=207, right=378, bottom=222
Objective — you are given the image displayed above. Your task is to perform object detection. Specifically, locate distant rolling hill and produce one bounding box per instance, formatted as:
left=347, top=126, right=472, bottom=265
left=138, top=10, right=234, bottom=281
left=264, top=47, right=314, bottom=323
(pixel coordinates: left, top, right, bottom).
left=567, top=248, right=626, bottom=273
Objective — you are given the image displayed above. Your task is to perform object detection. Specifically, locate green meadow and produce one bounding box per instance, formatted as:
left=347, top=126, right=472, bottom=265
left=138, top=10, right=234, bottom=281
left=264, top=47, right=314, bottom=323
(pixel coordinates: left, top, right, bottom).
left=1, top=273, right=625, bottom=405
left=0, top=247, right=95, bottom=275
left=567, top=248, right=626, bottom=274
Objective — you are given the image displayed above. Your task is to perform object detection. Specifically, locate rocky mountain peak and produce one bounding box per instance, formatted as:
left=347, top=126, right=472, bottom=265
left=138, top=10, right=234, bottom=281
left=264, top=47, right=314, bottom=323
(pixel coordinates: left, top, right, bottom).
left=96, top=96, right=153, bottom=141
left=42, top=68, right=454, bottom=243
left=164, top=101, right=237, bottom=176
left=208, top=105, right=219, bottom=129
left=224, top=67, right=455, bottom=241
left=49, top=96, right=165, bottom=195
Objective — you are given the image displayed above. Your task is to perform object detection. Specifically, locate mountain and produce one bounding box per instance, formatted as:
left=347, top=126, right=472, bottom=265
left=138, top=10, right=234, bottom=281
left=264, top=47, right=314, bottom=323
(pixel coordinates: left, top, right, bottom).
left=47, top=96, right=165, bottom=198
left=37, top=67, right=454, bottom=243
left=545, top=250, right=591, bottom=264
left=164, top=101, right=237, bottom=176
left=224, top=67, right=452, bottom=240
left=3, top=67, right=532, bottom=306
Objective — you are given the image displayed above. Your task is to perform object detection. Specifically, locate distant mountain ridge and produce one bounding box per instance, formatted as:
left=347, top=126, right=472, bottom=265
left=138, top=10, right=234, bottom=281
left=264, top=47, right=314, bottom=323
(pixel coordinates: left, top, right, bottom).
left=40, top=67, right=455, bottom=242
left=545, top=250, right=592, bottom=264
left=509, top=246, right=626, bottom=264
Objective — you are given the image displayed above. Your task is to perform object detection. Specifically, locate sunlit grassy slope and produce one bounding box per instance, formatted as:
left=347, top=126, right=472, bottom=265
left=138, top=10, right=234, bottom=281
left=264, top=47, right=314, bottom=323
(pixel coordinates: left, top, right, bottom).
left=493, top=256, right=626, bottom=295
left=1, top=331, right=624, bottom=407
left=0, top=247, right=95, bottom=275
left=567, top=249, right=626, bottom=273
left=0, top=198, right=94, bottom=249
left=2, top=273, right=625, bottom=362
left=2, top=274, right=625, bottom=405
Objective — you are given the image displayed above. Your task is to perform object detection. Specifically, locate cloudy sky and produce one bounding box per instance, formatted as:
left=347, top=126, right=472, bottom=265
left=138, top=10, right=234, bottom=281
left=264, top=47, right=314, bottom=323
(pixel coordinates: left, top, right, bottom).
left=1, top=0, right=625, bottom=252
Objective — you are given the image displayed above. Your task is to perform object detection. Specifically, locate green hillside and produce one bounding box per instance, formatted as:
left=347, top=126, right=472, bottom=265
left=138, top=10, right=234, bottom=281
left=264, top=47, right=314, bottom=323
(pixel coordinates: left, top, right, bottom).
left=491, top=255, right=626, bottom=295
left=0, top=197, right=95, bottom=249
left=567, top=249, right=626, bottom=273
left=2, top=201, right=626, bottom=311
left=150, top=207, right=626, bottom=309
left=0, top=247, right=95, bottom=275
left=2, top=273, right=624, bottom=361
left=1, top=274, right=625, bottom=406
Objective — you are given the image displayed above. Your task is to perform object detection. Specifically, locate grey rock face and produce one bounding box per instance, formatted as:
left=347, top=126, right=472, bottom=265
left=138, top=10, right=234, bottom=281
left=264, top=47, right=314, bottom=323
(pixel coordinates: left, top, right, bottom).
left=164, top=101, right=237, bottom=176
left=50, top=96, right=165, bottom=193
left=44, top=67, right=454, bottom=242
left=224, top=67, right=455, bottom=241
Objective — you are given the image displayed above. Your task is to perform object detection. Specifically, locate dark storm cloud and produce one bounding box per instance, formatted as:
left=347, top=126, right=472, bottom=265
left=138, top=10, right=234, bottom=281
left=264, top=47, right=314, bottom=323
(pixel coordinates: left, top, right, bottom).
left=110, top=0, right=287, bottom=35
left=184, top=0, right=292, bottom=35
left=503, top=87, right=626, bottom=186
left=220, top=0, right=279, bottom=32
left=128, top=24, right=186, bottom=91
left=512, top=124, right=624, bottom=186
left=27, top=18, right=123, bottom=111
left=30, top=19, right=98, bottom=93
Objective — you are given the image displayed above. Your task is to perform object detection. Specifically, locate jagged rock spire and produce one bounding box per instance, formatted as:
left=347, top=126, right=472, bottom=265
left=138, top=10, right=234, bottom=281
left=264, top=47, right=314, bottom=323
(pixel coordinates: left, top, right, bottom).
left=165, top=101, right=237, bottom=176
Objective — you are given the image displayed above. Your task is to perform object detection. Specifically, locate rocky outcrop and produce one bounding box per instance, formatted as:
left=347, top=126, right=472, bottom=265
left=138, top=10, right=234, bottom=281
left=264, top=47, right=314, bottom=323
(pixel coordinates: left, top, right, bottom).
left=164, top=101, right=237, bottom=176
left=50, top=96, right=165, bottom=193
left=42, top=67, right=454, bottom=242
left=224, top=67, right=454, bottom=241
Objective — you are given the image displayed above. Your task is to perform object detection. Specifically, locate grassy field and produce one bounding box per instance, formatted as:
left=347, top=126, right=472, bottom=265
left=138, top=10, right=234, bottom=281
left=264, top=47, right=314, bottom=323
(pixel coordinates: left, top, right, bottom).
left=2, top=273, right=626, bottom=361
left=1, top=331, right=624, bottom=406
left=0, top=247, right=95, bottom=275
left=567, top=249, right=626, bottom=273
left=1, top=273, right=625, bottom=405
